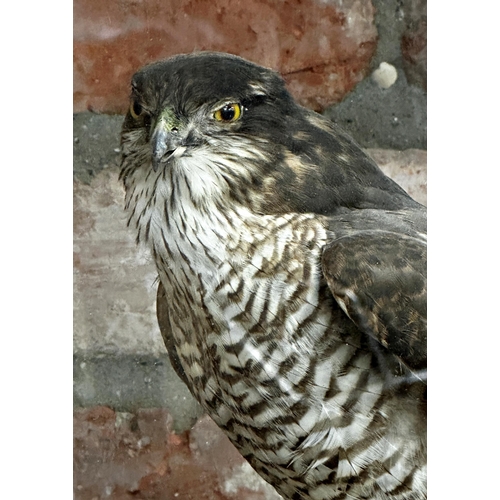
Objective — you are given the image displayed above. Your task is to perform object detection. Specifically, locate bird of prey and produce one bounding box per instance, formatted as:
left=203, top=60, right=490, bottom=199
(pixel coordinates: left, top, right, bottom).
left=120, top=52, right=426, bottom=500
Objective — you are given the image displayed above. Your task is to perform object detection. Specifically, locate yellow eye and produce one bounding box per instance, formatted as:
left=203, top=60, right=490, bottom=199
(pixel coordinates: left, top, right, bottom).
left=130, top=99, right=143, bottom=119
left=214, top=103, right=242, bottom=123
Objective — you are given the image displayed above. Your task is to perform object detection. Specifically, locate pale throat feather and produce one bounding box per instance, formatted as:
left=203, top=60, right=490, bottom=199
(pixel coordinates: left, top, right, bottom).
left=124, top=152, right=327, bottom=291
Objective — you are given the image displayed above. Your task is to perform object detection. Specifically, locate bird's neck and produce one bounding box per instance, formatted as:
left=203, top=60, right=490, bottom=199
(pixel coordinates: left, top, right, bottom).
left=124, top=162, right=289, bottom=278
left=123, top=160, right=332, bottom=304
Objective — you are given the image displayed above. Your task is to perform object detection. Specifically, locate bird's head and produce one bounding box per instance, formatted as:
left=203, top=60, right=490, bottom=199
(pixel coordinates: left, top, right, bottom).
left=121, top=52, right=419, bottom=218
left=120, top=52, right=300, bottom=212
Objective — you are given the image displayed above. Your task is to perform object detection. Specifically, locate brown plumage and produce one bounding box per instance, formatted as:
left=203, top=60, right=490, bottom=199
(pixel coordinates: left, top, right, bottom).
left=120, top=52, right=426, bottom=500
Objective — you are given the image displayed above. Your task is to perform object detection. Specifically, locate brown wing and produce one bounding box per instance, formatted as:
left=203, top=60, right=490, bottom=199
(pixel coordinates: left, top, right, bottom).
left=156, top=281, right=192, bottom=389
left=322, top=230, right=426, bottom=375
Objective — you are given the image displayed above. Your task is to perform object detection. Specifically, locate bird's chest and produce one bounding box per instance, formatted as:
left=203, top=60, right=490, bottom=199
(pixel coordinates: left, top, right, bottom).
left=155, top=215, right=395, bottom=496
left=151, top=208, right=337, bottom=411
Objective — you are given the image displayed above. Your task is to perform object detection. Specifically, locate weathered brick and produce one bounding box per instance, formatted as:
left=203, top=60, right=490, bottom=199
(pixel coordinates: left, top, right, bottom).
left=74, top=0, right=377, bottom=113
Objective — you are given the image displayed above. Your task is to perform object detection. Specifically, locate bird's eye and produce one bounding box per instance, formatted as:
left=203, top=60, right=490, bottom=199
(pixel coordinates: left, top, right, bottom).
left=130, top=100, right=143, bottom=119
left=214, top=103, right=242, bottom=123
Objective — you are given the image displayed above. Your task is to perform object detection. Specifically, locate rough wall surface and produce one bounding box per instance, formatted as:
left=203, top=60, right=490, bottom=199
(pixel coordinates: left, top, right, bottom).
left=74, top=0, right=378, bottom=113
left=74, top=0, right=426, bottom=148
left=74, top=408, right=282, bottom=499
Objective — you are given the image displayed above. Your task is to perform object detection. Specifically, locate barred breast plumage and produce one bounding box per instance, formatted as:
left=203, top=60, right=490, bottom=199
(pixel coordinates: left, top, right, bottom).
left=120, top=52, right=427, bottom=500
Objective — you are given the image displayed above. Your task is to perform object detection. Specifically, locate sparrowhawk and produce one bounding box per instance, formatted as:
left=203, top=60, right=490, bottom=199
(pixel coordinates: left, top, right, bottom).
left=120, top=52, right=427, bottom=500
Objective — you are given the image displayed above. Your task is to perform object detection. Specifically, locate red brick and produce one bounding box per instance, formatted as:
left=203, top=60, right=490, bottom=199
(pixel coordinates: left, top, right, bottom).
left=74, top=0, right=377, bottom=113
left=74, top=408, right=280, bottom=499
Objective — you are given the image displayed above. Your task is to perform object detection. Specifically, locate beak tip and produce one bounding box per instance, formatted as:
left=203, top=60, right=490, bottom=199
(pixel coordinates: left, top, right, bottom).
left=151, top=149, right=181, bottom=172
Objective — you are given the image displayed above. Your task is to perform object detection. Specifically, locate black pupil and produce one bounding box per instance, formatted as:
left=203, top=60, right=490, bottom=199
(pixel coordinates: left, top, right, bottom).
left=220, top=105, right=235, bottom=121
left=132, top=100, right=142, bottom=116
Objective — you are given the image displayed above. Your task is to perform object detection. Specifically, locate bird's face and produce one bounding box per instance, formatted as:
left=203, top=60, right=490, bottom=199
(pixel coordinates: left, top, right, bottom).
left=120, top=52, right=298, bottom=211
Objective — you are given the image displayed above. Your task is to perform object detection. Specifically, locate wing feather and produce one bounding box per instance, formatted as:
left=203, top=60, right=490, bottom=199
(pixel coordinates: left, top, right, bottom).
left=156, top=281, right=193, bottom=389
left=322, top=227, right=426, bottom=376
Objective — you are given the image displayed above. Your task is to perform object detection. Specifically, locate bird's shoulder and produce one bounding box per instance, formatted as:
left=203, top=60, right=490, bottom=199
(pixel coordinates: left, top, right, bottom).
left=321, top=208, right=427, bottom=378
left=260, top=108, right=422, bottom=216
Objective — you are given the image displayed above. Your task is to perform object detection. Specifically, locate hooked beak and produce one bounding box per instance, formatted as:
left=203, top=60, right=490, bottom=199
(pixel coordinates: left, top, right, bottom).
left=150, top=109, right=187, bottom=172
